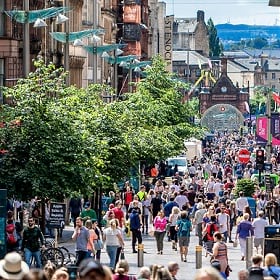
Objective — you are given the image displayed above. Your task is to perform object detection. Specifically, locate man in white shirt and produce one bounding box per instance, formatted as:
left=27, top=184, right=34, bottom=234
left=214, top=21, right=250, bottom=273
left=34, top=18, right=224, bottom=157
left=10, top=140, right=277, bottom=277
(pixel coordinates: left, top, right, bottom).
left=236, top=191, right=249, bottom=216
left=174, top=190, right=190, bottom=210
left=252, top=211, right=268, bottom=254
left=213, top=178, right=223, bottom=198
left=217, top=205, right=230, bottom=242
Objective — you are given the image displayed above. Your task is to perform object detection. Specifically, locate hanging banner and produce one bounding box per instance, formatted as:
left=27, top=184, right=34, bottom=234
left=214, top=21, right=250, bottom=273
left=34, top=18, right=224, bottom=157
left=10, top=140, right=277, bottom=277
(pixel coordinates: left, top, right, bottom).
left=271, top=113, right=280, bottom=146
left=256, top=116, right=267, bottom=145
left=123, top=5, right=141, bottom=24
left=164, top=15, right=174, bottom=72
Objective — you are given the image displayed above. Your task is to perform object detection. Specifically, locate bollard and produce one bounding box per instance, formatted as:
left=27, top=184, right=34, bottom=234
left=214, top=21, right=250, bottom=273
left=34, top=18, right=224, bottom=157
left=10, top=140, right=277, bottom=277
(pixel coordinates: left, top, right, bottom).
left=195, top=245, right=203, bottom=269
left=137, top=244, right=144, bottom=267
left=246, top=236, right=253, bottom=269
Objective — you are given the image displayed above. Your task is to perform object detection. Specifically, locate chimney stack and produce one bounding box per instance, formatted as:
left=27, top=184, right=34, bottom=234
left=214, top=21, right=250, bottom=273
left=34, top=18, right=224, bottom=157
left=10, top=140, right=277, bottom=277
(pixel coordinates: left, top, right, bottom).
left=197, top=10, right=204, bottom=23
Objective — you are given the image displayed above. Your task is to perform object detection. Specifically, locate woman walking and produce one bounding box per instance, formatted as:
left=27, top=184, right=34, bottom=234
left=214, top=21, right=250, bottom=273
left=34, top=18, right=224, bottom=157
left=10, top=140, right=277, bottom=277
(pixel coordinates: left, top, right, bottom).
left=103, top=219, right=125, bottom=271
left=85, top=220, right=96, bottom=258
left=212, top=232, right=228, bottom=274
left=235, top=213, right=254, bottom=261
left=153, top=210, right=168, bottom=254
left=169, top=206, right=180, bottom=251
left=202, top=215, right=219, bottom=255
left=176, top=210, right=192, bottom=262
left=92, top=220, right=103, bottom=261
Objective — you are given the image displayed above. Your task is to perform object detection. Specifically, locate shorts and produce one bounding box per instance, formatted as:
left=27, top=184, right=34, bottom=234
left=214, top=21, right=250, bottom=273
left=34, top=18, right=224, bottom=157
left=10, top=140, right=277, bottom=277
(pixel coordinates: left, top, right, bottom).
left=254, top=238, right=264, bottom=248
left=179, top=236, right=190, bottom=247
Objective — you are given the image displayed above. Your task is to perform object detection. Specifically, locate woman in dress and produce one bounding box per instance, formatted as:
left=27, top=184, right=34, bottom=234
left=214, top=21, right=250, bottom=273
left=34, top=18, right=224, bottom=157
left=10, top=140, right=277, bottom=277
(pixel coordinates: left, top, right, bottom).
left=103, top=219, right=124, bottom=271
left=212, top=232, right=228, bottom=274
left=153, top=210, right=168, bottom=254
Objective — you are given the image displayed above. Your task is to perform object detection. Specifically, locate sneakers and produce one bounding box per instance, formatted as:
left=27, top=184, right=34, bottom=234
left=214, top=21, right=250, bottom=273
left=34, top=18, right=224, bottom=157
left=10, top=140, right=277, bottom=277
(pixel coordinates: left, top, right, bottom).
left=132, top=250, right=137, bottom=253
left=229, top=240, right=234, bottom=243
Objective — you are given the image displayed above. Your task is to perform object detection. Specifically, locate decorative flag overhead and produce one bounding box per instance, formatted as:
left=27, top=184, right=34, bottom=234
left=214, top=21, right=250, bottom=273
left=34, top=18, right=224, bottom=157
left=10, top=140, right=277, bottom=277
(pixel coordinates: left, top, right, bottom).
left=272, top=92, right=280, bottom=106
left=244, top=101, right=250, bottom=113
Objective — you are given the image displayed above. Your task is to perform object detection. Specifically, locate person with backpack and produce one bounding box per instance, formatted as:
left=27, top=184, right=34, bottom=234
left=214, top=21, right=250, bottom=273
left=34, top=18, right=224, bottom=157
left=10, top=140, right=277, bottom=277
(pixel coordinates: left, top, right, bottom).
left=263, top=253, right=280, bottom=279
left=202, top=215, right=219, bottom=255
left=6, top=211, right=22, bottom=253
left=175, top=210, right=192, bottom=262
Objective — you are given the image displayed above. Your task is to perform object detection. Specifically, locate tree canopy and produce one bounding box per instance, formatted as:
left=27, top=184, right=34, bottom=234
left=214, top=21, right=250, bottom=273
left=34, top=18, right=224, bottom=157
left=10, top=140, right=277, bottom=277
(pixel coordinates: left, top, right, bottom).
left=207, top=18, right=223, bottom=57
left=0, top=56, right=203, bottom=200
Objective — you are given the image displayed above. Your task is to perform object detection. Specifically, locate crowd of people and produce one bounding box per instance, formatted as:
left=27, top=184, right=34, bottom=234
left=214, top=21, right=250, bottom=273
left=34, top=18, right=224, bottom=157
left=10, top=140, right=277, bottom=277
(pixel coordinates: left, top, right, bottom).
left=4, top=131, right=280, bottom=279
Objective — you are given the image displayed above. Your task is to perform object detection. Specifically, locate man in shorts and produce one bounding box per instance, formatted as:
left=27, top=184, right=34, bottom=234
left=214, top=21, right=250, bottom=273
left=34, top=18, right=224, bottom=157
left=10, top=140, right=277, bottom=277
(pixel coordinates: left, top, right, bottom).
left=252, top=211, right=268, bottom=254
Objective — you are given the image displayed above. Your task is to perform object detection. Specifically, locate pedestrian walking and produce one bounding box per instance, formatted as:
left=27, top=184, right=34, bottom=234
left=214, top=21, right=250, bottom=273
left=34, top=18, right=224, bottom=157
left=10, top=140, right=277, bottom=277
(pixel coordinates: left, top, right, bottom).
left=69, top=196, right=82, bottom=228
left=193, top=202, right=207, bottom=246
left=153, top=210, right=168, bottom=254
left=212, top=232, right=229, bottom=274
left=129, top=209, right=143, bottom=253
left=85, top=220, right=96, bottom=258
left=103, top=219, right=124, bottom=271
left=216, top=204, right=230, bottom=242
left=169, top=206, right=180, bottom=251
left=22, top=217, right=45, bottom=268
left=113, top=259, right=137, bottom=280
left=202, top=215, right=219, bottom=255
left=252, top=211, right=268, bottom=254
left=92, top=220, right=103, bottom=261
left=235, top=213, right=254, bottom=261
left=175, top=210, right=192, bottom=262
left=72, top=217, right=89, bottom=266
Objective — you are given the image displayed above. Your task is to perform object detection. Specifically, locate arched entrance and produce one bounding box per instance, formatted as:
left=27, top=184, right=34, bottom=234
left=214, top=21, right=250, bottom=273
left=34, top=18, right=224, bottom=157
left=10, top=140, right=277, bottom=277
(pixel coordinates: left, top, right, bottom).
left=201, top=104, right=244, bottom=131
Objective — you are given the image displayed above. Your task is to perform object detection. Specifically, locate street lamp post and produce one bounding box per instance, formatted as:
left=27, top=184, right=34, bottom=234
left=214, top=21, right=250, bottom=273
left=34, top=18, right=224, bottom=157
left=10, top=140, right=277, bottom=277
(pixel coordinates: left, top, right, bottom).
left=92, top=0, right=98, bottom=84
left=23, top=0, right=30, bottom=77
left=64, top=0, right=70, bottom=86
left=266, top=88, right=272, bottom=161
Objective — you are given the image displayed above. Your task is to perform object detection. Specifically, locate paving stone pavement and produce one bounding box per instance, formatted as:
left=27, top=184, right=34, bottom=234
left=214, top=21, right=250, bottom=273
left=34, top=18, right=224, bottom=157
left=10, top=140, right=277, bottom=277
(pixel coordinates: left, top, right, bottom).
left=59, top=225, right=248, bottom=279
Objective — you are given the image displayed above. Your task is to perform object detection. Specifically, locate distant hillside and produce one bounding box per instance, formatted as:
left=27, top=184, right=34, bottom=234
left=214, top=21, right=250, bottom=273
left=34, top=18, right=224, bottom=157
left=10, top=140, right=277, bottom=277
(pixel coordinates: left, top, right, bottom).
left=216, top=23, right=280, bottom=42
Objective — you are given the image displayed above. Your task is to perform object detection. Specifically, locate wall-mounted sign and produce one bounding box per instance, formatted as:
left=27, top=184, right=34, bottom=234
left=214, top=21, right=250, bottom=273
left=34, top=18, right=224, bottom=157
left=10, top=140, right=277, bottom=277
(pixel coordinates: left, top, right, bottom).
left=164, top=16, right=174, bottom=72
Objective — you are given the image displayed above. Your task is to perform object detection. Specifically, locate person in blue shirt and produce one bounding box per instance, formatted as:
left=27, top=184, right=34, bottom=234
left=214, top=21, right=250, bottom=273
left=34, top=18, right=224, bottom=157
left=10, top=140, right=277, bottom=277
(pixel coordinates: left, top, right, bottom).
left=263, top=253, right=280, bottom=279
left=235, top=213, right=254, bottom=261
left=164, top=196, right=179, bottom=218
left=129, top=209, right=142, bottom=253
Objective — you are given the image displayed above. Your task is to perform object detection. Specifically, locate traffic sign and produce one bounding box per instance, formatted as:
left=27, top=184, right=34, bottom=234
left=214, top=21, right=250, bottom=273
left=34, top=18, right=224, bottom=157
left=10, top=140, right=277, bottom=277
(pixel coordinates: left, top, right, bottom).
left=238, top=148, right=251, bottom=163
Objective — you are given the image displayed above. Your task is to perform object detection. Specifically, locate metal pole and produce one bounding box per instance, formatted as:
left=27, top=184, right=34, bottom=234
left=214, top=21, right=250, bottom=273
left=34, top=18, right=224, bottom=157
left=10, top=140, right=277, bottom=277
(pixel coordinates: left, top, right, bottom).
left=246, top=236, right=253, bottom=269
left=92, top=0, right=97, bottom=84
left=114, top=50, right=118, bottom=93
left=23, top=0, right=30, bottom=78
left=137, top=244, right=144, bottom=267
left=195, top=245, right=202, bottom=269
left=128, top=67, right=132, bottom=93
left=64, top=0, right=70, bottom=86
left=266, top=88, right=272, bottom=161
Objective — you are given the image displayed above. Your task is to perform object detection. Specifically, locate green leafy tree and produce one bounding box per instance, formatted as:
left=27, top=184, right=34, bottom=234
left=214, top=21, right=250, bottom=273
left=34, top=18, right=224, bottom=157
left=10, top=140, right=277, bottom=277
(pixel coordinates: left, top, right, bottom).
left=0, top=61, right=106, bottom=199
left=207, top=18, right=222, bottom=57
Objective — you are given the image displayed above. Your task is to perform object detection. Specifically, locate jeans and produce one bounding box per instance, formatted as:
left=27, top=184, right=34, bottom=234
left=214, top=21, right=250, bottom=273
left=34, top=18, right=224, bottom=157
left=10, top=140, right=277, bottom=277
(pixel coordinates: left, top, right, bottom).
left=24, top=248, right=42, bottom=268
left=142, top=215, right=149, bottom=233
left=106, top=245, right=119, bottom=269
left=76, top=250, right=88, bottom=266
left=221, top=231, right=228, bottom=242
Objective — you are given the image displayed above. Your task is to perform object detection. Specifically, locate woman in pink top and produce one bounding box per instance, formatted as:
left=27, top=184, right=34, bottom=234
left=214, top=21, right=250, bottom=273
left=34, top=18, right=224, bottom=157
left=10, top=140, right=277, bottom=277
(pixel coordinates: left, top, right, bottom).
left=153, top=210, right=168, bottom=254
left=85, top=220, right=97, bottom=258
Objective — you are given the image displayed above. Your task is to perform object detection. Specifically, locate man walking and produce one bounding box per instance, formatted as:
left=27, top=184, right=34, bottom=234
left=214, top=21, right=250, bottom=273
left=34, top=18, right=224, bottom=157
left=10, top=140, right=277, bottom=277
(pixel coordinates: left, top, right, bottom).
left=217, top=204, right=230, bottom=242
left=252, top=211, right=268, bottom=254
left=129, top=209, right=143, bottom=253
left=22, top=217, right=45, bottom=268
left=72, top=217, right=90, bottom=266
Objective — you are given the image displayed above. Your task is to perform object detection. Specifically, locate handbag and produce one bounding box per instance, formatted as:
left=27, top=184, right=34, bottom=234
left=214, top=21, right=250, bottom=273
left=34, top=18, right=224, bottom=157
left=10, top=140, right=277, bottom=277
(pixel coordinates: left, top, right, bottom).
left=225, top=265, right=232, bottom=277
left=233, top=240, right=238, bottom=247
left=120, top=249, right=125, bottom=260
left=148, top=227, right=155, bottom=237
left=94, top=239, right=103, bottom=250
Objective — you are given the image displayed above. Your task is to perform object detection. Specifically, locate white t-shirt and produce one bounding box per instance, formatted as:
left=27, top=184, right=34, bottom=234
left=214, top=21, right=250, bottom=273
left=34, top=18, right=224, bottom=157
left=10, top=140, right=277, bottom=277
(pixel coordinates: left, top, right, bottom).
left=252, top=218, right=268, bottom=238
left=217, top=213, right=229, bottom=233
left=213, top=182, right=222, bottom=196
left=175, top=195, right=189, bottom=210
left=236, top=197, right=249, bottom=212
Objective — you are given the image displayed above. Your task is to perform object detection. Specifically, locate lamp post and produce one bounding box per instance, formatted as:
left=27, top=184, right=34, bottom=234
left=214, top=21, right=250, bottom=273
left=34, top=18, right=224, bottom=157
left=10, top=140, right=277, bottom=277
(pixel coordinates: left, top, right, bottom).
left=92, top=0, right=98, bottom=84
left=23, top=0, right=30, bottom=77
left=265, top=88, right=272, bottom=162
left=64, top=0, right=70, bottom=86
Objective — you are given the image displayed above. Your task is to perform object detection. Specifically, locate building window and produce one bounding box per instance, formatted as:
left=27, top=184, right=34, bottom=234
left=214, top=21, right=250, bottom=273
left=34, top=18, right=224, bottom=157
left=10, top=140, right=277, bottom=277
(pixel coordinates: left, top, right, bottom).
left=272, top=85, right=276, bottom=90
left=0, top=0, right=4, bottom=36
left=272, top=73, right=276, bottom=80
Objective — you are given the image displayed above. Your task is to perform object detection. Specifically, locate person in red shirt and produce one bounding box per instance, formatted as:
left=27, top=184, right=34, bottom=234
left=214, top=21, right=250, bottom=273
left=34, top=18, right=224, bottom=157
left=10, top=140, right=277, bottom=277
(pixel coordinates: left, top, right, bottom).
left=112, top=200, right=125, bottom=228
left=123, top=185, right=134, bottom=217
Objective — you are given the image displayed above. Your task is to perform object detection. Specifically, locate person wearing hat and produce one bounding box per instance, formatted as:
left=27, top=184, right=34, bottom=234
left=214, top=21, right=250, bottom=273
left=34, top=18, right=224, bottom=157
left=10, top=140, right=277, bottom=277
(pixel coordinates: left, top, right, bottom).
left=80, top=202, right=97, bottom=223
left=78, top=258, right=106, bottom=280
left=0, top=252, right=29, bottom=280
left=22, top=217, right=45, bottom=268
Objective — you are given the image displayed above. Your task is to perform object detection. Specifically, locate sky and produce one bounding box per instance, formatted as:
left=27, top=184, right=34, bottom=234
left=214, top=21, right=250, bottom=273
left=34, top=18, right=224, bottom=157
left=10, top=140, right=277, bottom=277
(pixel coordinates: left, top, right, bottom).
left=164, top=0, right=280, bottom=25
